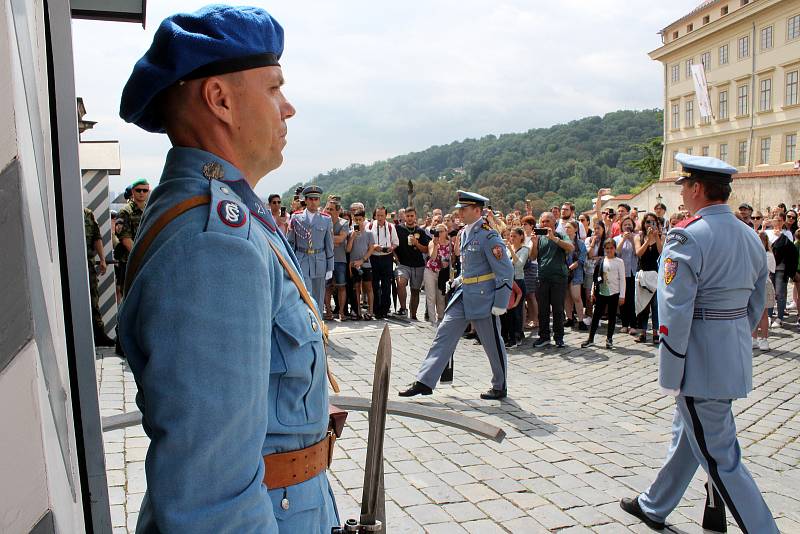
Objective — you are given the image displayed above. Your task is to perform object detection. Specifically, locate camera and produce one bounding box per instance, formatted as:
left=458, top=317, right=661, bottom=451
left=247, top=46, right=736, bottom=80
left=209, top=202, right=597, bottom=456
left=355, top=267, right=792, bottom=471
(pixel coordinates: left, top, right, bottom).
left=534, top=228, right=549, bottom=236
left=381, top=247, right=390, bottom=253
left=431, top=229, right=439, bottom=237
left=353, top=223, right=360, bottom=232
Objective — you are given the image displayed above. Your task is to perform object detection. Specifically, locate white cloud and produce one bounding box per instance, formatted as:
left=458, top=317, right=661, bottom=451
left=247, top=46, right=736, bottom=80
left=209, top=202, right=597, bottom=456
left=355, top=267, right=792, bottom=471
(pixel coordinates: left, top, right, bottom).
left=72, top=0, right=698, bottom=196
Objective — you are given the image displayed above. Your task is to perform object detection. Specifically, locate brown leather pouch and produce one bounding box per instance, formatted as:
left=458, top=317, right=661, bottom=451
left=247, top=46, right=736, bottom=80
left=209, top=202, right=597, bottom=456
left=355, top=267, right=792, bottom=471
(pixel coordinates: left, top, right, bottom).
left=328, top=404, right=348, bottom=438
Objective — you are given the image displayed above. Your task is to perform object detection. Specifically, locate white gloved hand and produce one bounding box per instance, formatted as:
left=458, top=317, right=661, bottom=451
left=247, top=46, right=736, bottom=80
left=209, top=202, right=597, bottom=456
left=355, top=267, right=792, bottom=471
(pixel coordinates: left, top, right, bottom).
left=660, top=387, right=680, bottom=397
left=446, top=277, right=462, bottom=293
left=325, top=271, right=333, bottom=281
left=491, top=306, right=507, bottom=316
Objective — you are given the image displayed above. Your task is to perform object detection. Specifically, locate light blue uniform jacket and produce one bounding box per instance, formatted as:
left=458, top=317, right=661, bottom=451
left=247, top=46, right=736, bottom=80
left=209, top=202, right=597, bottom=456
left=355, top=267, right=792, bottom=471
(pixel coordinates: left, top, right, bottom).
left=118, top=147, right=337, bottom=533
left=657, top=203, right=767, bottom=399
left=287, top=209, right=334, bottom=279
left=448, top=220, right=514, bottom=320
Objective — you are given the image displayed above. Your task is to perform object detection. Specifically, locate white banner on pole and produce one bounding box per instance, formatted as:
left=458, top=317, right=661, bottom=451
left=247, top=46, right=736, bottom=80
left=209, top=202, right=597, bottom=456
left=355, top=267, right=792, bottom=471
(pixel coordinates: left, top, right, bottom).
left=691, top=64, right=714, bottom=119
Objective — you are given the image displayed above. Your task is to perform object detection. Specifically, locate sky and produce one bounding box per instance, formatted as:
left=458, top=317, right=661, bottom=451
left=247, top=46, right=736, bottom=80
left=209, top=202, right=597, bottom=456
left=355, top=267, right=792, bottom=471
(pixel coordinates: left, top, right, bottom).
left=72, top=0, right=700, bottom=197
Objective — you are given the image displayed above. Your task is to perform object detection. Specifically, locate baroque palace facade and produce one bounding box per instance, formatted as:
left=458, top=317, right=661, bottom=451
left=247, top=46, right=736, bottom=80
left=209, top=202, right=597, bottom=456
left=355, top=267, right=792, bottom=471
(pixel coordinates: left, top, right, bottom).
left=648, top=0, right=800, bottom=211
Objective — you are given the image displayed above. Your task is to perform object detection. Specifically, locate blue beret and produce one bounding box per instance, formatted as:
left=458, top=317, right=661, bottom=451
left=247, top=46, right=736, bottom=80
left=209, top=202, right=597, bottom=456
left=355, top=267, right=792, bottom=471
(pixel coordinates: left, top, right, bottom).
left=120, top=5, right=284, bottom=133
left=454, top=190, right=489, bottom=208
left=303, top=185, right=323, bottom=198
left=675, top=153, right=737, bottom=185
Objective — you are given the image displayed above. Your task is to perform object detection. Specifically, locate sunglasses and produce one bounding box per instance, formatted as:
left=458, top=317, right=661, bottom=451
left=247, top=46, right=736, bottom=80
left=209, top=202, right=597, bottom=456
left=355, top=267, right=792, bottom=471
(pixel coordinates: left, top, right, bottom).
left=604, top=246, right=615, bottom=250
left=270, top=200, right=281, bottom=205
left=788, top=215, right=797, bottom=219
left=134, top=188, right=150, bottom=193
left=753, top=216, right=763, bottom=220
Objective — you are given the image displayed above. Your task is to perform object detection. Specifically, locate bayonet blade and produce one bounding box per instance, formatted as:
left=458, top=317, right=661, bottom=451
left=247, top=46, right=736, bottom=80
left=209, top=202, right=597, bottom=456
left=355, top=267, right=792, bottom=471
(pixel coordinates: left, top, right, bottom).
left=359, top=325, right=392, bottom=529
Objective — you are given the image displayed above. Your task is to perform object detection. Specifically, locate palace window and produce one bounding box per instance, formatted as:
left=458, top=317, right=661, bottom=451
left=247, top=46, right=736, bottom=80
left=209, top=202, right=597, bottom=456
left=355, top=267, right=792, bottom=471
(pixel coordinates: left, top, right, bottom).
left=760, top=137, right=771, bottom=164
left=719, top=44, right=729, bottom=65
left=719, top=90, right=729, bottom=119
left=671, top=103, right=680, bottom=129
left=702, top=146, right=710, bottom=157
left=701, top=52, right=711, bottom=70
left=685, top=100, right=694, bottom=127
left=787, top=70, right=799, bottom=106
left=738, top=35, right=749, bottom=59
left=786, top=134, right=797, bottom=162
left=671, top=64, right=680, bottom=83
left=719, top=143, right=729, bottom=162
left=789, top=14, right=800, bottom=40
left=737, top=84, right=749, bottom=116
left=686, top=58, right=694, bottom=78
left=738, top=140, right=748, bottom=166
left=760, top=78, right=772, bottom=111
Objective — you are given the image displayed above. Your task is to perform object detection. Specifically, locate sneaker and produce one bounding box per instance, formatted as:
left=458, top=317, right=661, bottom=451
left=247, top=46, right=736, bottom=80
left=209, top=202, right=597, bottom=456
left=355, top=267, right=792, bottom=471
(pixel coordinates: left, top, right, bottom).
left=532, top=338, right=551, bottom=348
left=582, top=316, right=592, bottom=326
left=770, top=318, right=781, bottom=328
left=758, top=338, right=770, bottom=351
left=504, top=339, right=515, bottom=348
left=564, top=318, right=575, bottom=328
left=788, top=302, right=797, bottom=311
left=555, top=339, right=565, bottom=348
left=580, top=339, right=594, bottom=348
left=752, top=337, right=758, bottom=349
left=605, top=339, right=614, bottom=349
left=396, top=308, right=408, bottom=317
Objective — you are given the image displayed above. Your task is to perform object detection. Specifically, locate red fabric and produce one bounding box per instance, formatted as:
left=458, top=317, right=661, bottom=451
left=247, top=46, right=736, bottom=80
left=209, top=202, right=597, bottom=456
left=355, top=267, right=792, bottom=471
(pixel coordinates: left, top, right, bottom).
left=659, top=325, right=669, bottom=336
left=673, top=215, right=701, bottom=229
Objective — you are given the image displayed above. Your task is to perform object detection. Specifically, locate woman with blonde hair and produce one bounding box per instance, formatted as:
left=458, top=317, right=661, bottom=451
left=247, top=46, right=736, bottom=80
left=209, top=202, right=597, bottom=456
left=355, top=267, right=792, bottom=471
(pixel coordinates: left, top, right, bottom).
left=423, top=224, right=452, bottom=324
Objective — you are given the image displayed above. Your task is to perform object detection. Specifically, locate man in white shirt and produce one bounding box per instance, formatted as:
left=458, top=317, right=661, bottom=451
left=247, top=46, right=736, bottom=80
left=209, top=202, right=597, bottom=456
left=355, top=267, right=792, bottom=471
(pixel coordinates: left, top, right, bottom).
left=369, top=206, right=399, bottom=319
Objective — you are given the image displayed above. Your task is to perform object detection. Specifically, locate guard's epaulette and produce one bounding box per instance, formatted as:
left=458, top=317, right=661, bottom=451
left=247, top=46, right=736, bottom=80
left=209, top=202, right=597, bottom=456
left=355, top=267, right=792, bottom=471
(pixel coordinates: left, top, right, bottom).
left=206, top=180, right=250, bottom=239
left=673, top=215, right=701, bottom=229
left=481, top=222, right=492, bottom=231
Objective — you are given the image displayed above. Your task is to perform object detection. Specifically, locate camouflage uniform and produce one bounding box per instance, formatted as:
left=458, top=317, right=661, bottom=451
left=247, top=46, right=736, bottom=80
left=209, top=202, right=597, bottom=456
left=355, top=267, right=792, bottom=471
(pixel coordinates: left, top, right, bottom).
left=116, top=199, right=145, bottom=288
left=84, top=208, right=109, bottom=339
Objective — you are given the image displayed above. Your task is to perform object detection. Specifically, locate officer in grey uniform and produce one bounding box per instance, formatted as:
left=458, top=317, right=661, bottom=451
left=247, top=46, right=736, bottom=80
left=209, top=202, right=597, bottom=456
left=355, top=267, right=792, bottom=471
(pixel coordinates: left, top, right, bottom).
left=400, top=191, right=514, bottom=400
left=288, top=185, right=334, bottom=312
left=620, top=154, right=778, bottom=533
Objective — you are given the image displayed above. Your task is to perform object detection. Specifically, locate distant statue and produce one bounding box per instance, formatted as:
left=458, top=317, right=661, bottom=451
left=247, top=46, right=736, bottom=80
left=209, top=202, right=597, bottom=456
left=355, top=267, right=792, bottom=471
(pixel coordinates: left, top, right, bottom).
left=407, top=180, right=414, bottom=208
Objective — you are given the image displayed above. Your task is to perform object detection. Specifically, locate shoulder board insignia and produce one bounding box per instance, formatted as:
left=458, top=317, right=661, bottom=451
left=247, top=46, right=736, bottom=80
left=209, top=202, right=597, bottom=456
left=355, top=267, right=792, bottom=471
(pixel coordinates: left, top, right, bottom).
left=673, top=215, right=701, bottom=229
left=665, top=232, right=688, bottom=245
left=217, top=200, right=247, bottom=228
left=481, top=222, right=492, bottom=231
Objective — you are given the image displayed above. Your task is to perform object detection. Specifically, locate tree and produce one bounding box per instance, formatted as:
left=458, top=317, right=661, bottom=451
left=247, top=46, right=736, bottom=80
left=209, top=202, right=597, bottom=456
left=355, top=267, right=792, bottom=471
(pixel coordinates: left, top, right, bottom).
left=630, top=136, right=663, bottom=183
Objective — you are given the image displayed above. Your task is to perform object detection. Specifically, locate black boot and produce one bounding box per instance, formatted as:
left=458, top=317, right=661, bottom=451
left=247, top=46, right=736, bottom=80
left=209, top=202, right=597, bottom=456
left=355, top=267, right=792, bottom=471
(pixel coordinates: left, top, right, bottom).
left=480, top=388, right=507, bottom=400
left=619, top=497, right=665, bottom=530
left=398, top=381, right=433, bottom=397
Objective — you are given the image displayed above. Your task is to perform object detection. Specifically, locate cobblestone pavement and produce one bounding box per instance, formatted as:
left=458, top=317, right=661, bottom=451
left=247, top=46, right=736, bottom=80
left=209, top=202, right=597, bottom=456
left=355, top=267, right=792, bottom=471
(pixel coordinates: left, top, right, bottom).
left=97, top=308, right=800, bottom=533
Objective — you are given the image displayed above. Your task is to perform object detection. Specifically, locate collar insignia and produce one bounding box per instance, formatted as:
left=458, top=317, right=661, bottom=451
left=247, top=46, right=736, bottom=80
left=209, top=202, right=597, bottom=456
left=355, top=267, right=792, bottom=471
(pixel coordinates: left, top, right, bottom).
left=202, top=162, right=225, bottom=180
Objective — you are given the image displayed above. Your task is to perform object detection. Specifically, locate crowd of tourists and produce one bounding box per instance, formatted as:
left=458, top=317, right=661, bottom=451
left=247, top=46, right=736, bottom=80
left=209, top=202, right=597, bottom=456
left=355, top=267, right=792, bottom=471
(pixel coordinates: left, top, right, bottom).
left=263, top=187, right=800, bottom=353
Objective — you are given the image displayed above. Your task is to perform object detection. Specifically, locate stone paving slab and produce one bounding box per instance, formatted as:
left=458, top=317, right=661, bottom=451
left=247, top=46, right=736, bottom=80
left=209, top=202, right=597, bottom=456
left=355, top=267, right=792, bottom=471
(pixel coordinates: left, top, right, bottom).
left=97, top=306, right=800, bottom=533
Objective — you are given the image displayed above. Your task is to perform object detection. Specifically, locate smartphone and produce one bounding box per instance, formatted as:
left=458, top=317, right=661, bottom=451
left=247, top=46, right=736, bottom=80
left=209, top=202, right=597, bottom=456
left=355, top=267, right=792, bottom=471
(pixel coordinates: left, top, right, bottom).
left=354, top=223, right=360, bottom=231
left=534, top=228, right=549, bottom=236
left=280, top=207, right=286, bottom=217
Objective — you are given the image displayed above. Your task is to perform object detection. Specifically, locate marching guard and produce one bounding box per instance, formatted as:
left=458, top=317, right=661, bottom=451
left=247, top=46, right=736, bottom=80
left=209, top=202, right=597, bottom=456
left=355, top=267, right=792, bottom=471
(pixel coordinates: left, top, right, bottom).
left=620, top=154, right=778, bottom=532
left=400, top=191, right=514, bottom=400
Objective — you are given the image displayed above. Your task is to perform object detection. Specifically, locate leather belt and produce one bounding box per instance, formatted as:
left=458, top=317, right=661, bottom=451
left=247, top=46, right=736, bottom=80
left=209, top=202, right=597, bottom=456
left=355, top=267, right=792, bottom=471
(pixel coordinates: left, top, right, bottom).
left=462, top=273, right=495, bottom=285
left=692, top=307, right=748, bottom=320
left=298, top=248, right=321, bottom=254
left=263, top=432, right=335, bottom=489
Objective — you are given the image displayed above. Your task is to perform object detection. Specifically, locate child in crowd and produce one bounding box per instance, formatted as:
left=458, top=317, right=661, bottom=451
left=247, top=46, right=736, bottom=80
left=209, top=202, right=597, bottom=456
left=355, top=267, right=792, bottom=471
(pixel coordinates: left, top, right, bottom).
left=346, top=210, right=377, bottom=320
left=582, top=238, right=626, bottom=349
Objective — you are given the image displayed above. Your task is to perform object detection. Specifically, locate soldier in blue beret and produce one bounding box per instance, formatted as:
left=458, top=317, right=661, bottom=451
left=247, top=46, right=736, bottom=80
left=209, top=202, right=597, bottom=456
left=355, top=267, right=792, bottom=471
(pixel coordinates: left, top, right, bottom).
left=288, top=185, right=334, bottom=312
left=400, top=191, right=515, bottom=400
left=116, top=5, right=339, bottom=533
left=620, top=154, right=778, bottom=532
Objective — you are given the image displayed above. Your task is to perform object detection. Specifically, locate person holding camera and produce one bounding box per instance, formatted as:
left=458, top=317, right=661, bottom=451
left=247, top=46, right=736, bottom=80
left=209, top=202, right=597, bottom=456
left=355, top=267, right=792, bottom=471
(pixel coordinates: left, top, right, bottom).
left=367, top=206, right=398, bottom=319
left=424, top=224, right=452, bottom=324
left=267, top=193, right=288, bottom=234
left=634, top=212, right=664, bottom=343
left=530, top=212, right=574, bottom=348
left=347, top=210, right=377, bottom=320
left=613, top=216, right=639, bottom=335
left=395, top=207, right=432, bottom=320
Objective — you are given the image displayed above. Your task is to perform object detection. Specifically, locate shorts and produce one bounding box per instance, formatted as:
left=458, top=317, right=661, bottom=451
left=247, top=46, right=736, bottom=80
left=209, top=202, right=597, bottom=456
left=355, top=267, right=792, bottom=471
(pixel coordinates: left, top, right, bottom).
left=351, top=265, right=373, bottom=283
left=332, top=262, right=347, bottom=286
left=396, top=264, right=425, bottom=290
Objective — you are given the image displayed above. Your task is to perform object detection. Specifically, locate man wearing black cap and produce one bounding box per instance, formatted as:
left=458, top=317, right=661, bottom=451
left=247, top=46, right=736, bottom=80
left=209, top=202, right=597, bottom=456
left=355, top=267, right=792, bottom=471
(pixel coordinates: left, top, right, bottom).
left=621, top=154, right=777, bottom=532
left=116, top=6, right=338, bottom=533
left=738, top=202, right=754, bottom=227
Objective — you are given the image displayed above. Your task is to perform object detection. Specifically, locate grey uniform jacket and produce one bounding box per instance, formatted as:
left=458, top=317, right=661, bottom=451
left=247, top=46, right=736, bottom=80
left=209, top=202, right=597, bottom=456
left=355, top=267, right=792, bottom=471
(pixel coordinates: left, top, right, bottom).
left=657, top=203, right=767, bottom=399
left=287, top=209, right=334, bottom=278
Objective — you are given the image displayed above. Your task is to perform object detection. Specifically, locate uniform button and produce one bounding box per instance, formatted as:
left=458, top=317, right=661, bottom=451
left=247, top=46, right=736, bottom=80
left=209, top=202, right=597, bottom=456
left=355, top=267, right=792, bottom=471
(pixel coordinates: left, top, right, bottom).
left=311, top=321, right=318, bottom=332
left=220, top=186, right=230, bottom=194
left=281, top=497, right=290, bottom=510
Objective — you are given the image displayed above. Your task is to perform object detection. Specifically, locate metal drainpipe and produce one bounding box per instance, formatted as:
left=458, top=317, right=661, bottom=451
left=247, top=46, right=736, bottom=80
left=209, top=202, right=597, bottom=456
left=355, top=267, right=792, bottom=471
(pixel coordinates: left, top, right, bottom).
left=747, top=21, right=757, bottom=172
left=661, top=61, right=668, bottom=181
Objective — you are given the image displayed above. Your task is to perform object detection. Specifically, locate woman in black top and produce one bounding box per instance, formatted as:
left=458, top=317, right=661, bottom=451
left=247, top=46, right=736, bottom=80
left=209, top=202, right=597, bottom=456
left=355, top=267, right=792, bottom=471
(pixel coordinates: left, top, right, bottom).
left=634, top=213, right=664, bottom=343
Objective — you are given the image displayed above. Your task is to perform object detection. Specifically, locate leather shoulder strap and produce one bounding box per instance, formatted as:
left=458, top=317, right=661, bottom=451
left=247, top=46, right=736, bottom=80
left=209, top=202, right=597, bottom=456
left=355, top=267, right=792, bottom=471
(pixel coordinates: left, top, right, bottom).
left=124, top=195, right=211, bottom=296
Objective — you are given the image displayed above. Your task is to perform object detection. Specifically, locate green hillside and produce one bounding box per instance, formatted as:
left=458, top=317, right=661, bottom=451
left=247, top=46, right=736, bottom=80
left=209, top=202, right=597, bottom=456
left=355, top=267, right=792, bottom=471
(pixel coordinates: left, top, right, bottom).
left=286, top=109, right=663, bottom=214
